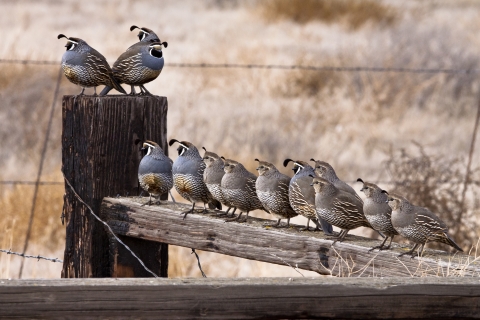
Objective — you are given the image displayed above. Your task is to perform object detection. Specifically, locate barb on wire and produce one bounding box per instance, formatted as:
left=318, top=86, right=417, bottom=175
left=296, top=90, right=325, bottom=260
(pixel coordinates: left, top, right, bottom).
left=2, top=58, right=480, bottom=74
left=0, top=249, right=63, bottom=263
left=18, top=67, right=63, bottom=279
left=62, top=172, right=158, bottom=278
left=191, top=249, right=207, bottom=278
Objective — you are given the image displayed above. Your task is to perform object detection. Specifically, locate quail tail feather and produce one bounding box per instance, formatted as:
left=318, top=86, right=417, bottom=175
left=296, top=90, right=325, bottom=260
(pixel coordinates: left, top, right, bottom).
left=101, top=76, right=126, bottom=95
left=99, top=86, right=112, bottom=96
left=443, top=233, right=463, bottom=252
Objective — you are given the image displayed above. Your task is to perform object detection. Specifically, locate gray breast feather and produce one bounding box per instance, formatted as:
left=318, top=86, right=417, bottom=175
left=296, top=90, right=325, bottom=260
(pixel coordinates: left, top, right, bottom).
left=139, top=155, right=172, bottom=175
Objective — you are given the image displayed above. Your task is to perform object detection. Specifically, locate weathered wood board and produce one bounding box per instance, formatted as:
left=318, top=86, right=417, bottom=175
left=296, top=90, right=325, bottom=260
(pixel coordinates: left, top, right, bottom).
left=102, top=197, right=480, bottom=277
left=0, top=278, right=479, bottom=319
left=62, top=95, right=169, bottom=278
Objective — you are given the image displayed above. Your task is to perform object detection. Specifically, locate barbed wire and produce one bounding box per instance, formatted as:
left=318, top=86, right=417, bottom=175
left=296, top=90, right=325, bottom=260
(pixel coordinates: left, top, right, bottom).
left=0, top=249, right=63, bottom=263
left=0, top=181, right=63, bottom=185
left=1, top=58, right=480, bottom=74
left=18, top=67, right=63, bottom=279
left=62, top=171, right=159, bottom=278
left=191, top=249, right=207, bottom=278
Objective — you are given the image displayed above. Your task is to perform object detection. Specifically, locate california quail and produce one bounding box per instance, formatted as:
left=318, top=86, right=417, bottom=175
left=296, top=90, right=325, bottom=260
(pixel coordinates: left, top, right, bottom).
left=357, top=178, right=398, bottom=251
left=384, top=191, right=463, bottom=257
left=310, top=159, right=362, bottom=202
left=254, top=159, right=298, bottom=227
left=221, top=158, right=265, bottom=223
left=202, top=147, right=236, bottom=216
left=283, top=159, right=333, bottom=234
left=138, top=140, right=174, bottom=205
left=100, top=40, right=167, bottom=96
left=130, top=25, right=161, bottom=43
left=169, top=139, right=221, bottom=218
left=57, top=34, right=126, bottom=96
left=311, top=177, right=373, bottom=242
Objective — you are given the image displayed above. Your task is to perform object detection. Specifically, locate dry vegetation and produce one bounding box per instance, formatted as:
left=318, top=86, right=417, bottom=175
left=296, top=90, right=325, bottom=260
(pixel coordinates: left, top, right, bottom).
left=1, top=0, right=480, bottom=278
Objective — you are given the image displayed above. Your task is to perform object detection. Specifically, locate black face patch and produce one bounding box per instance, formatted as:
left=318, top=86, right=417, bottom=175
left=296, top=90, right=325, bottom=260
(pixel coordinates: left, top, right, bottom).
left=66, top=43, right=76, bottom=51
left=150, top=48, right=163, bottom=58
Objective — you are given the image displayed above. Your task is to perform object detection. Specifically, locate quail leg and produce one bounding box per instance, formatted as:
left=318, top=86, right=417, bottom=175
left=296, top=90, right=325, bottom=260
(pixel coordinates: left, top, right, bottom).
left=331, top=229, right=349, bottom=244
left=79, top=87, right=86, bottom=95
left=225, top=211, right=243, bottom=222
left=169, top=190, right=177, bottom=204
left=299, top=218, right=313, bottom=232
left=130, top=85, right=136, bottom=95
left=140, top=85, right=152, bottom=95
left=93, top=86, right=98, bottom=96
left=216, top=206, right=231, bottom=217
left=181, top=203, right=196, bottom=220
left=398, top=243, right=419, bottom=258
left=368, top=236, right=391, bottom=252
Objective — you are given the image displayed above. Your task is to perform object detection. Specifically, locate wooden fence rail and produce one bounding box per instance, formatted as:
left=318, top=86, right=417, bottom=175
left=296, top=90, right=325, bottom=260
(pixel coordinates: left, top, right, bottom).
left=0, top=278, right=479, bottom=319
left=101, top=197, right=480, bottom=277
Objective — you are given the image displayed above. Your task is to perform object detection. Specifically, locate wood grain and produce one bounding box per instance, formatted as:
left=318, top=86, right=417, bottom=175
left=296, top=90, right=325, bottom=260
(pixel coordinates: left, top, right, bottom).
left=0, top=278, right=479, bottom=319
left=102, top=197, right=480, bottom=277
left=62, top=95, right=169, bottom=278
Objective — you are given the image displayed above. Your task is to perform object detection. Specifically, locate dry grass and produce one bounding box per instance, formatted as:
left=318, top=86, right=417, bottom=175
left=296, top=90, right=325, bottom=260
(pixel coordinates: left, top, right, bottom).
left=258, top=0, right=398, bottom=29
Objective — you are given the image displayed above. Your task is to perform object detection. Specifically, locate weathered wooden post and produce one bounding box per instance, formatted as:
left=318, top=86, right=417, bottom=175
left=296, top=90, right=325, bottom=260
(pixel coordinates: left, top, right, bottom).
left=61, top=95, right=168, bottom=278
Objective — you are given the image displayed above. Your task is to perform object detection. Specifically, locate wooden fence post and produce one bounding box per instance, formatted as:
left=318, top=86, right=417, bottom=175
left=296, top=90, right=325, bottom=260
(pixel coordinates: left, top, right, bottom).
left=61, top=95, right=168, bottom=278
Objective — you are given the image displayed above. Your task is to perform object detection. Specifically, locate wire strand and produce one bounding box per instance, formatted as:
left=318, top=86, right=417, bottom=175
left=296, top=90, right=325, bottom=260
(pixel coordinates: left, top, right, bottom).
left=0, top=249, right=63, bottom=263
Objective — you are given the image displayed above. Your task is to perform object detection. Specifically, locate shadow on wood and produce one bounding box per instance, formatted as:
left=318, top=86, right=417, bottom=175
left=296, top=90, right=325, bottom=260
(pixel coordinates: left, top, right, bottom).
left=62, top=95, right=168, bottom=278
left=102, top=197, right=480, bottom=277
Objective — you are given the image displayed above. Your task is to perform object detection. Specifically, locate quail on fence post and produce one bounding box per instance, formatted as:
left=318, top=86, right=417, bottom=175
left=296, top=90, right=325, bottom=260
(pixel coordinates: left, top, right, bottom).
left=100, top=40, right=167, bottom=96
left=283, top=159, right=333, bottom=234
left=384, top=191, right=463, bottom=258
left=311, top=176, right=373, bottom=242
left=138, top=140, right=174, bottom=205
left=254, top=159, right=297, bottom=228
left=169, top=139, right=221, bottom=219
left=57, top=34, right=126, bottom=96
left=357, top=178, right=398, bottom=251
left=310, top=159, right=362, bottom=202
left=221, top=158, right=265, bottom=223
left=202, top=147, right=236, bottom=216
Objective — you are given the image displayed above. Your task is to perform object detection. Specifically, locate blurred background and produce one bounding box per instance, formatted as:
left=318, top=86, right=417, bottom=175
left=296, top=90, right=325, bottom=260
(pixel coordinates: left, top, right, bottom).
left=1, top=0, right=480, bottom=279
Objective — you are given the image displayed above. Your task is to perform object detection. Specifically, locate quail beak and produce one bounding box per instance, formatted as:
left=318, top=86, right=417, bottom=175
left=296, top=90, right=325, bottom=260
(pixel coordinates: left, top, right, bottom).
left=141, top=147, right=147, bottom=151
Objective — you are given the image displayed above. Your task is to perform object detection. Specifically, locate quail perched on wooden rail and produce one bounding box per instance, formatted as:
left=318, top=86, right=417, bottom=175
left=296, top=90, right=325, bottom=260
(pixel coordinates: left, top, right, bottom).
left=384, top=191, right=463, bottom=257
left=310, top=159, right=362, bottom=202
left=254, top=159, right=297, bottom=228
left=100, top=40, right=167, bottom=96
left=311, top=176, right=373, bottom=242
left=57, top=34, right=126, bottom=96
left=169, top=139, right=221, bottom=219
left=130, top=25, right=161, bottom=43
left=221, top=158, right=265, bottom=223
left=202, top=147, right=236, bottom=216
left=357, top=178, right=398, bottom=251
left=138, top=140, right=174, bottom=205
left=283, top=159, right=333, bottom=234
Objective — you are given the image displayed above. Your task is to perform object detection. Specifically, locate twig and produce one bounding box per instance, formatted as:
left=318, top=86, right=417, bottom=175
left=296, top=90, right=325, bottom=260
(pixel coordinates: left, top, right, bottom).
left=62, top=172, right=158, bottom=278
left=191, top=249, right=207, bottom=278
left=0, top=249, right=62, bottom=263
left=269, top=253, right=305, bottom=277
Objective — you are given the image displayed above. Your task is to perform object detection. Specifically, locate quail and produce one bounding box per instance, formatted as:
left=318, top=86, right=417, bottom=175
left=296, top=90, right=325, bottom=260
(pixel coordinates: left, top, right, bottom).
left=283, top=159, right=333, bottom=234
left=100, top=40, right=168, bottom=96
left=57, top=34, right=126, bottom=96
left=130, top=25, right=161, bottom=43
left=357, top=178, right=398, bottom=251
left=255, top=159, right=298, bottom=227
left=311, top=177, right=373, bottom=242
left=310, top=159, right=362, bottom=202
left=384, top=192, right=463, bottom=257
left=202, top=147, right=236, bottom=216
left=221, top=158, right=265, bottom=223
left=138, top=140, right=174, bottom=205
left=169, top=139, right=221, bottom=218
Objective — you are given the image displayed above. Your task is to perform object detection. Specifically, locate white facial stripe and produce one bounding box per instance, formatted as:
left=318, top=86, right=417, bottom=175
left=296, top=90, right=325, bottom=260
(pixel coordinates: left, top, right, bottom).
left=69, top=40, right=78, bottom=44
left=144, top=142, right=155, bottom=149
left=179, top=143, right=189, bottom=150
left=146, top=146, right=152, bottom=155
left=179, top=148, right=186, bottom=156
left=294, top=162, right=304, bottom=169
